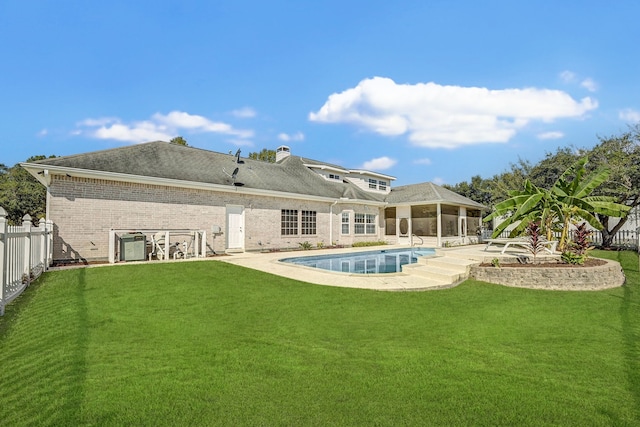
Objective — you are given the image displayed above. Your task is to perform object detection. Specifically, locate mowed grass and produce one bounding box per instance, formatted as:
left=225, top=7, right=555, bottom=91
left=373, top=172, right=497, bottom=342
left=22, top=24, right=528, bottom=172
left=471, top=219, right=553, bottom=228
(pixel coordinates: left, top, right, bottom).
left=0, top=250, right=638, bottom=426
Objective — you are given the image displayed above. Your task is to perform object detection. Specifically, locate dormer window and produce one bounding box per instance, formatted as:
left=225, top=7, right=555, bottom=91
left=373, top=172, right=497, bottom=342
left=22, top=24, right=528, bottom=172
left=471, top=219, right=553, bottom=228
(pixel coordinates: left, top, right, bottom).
left=329, top=174, right=340, bottom=180
left=367, top=178, right=387, bottom=191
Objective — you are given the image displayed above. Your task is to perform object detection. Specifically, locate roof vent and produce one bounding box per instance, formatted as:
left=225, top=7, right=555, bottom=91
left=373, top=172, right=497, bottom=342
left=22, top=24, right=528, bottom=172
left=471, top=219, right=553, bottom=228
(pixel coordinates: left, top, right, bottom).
left=276, top=145, right=291, bottom=162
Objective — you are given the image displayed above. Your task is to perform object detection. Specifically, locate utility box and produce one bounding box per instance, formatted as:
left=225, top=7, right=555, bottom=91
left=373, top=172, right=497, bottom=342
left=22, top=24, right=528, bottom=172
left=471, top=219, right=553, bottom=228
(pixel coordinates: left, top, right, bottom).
left=120, top=233, right=146, bottom=261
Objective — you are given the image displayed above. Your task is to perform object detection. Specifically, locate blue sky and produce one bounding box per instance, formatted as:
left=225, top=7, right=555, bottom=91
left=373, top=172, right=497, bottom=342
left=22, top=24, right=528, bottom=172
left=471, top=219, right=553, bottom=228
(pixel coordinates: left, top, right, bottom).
left=2, top=1, right=639, bottom=186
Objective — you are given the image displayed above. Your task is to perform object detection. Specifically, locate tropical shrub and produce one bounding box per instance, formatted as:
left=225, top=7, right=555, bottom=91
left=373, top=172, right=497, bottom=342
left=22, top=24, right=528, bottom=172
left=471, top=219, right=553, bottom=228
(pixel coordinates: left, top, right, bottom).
left=524, top=222, right=546, bottom=261
left=561, top=222, right=593, bottom=265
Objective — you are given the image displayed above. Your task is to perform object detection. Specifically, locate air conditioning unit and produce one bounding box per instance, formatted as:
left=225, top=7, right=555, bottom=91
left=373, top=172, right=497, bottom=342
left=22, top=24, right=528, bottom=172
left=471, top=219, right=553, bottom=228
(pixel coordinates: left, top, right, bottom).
left=120, top=233, right=147, bottom=261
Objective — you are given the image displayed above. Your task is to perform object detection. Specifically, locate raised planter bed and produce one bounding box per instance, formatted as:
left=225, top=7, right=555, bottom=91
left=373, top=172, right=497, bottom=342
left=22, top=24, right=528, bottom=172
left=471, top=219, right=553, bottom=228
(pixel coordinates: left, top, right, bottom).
left=470, top=258, right=625, bottom=291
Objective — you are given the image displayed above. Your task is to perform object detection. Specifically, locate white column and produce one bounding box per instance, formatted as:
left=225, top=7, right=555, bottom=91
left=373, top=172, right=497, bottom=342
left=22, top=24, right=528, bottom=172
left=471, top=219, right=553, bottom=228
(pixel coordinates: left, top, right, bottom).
left=436, top=203, right=442, bottom=247
left=108, top=230, right=116, bottom=264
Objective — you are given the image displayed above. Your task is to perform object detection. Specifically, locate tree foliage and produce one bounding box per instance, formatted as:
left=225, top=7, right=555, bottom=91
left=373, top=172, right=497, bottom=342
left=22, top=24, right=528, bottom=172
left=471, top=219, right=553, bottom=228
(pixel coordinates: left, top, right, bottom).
left=0, top=156, right=52, bottom=225
left=248, top=148, right=276, bottom=163
left=587, top=125, right=640, bottom=246
left=170, top=136, right=189, bottom=146
left=452, top=126, right=639, bottom=248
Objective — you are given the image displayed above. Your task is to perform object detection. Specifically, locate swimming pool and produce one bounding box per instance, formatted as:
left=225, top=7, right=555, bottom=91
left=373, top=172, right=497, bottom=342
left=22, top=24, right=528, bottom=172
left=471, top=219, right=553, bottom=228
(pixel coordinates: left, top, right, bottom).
left=279, top=247, right=436, bottom=274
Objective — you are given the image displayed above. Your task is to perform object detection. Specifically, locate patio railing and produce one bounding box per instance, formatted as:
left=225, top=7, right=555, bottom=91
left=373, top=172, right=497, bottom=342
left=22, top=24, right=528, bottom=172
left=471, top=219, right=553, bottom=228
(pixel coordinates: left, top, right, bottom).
left=0, top=208, right=53, bottom=316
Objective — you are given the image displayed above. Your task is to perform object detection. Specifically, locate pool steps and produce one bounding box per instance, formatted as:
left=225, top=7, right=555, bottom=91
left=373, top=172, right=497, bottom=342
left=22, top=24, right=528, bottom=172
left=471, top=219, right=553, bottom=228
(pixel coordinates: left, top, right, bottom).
left=401, top=254, right=480, bottom=286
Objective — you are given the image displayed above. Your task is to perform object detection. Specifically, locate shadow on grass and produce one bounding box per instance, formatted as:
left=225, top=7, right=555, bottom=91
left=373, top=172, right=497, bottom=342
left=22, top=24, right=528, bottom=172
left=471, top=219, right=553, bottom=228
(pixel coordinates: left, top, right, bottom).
left=620, top=252, right=640, bottom=422
left=0, top=268, right=89, bottom=425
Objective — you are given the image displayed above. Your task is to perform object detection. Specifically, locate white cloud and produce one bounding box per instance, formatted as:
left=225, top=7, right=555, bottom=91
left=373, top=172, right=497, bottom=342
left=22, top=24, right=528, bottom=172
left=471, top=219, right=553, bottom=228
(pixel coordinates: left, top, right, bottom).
left=76, top=110, right=254, bottom=143
left=37, top=129, right=48, bottom=137
left=93, top=121, right=173, bottom=142
left=414, top=158, right=432, bottom=165
left=561, top=71, right=598, bottom=92
left=432, top=177, right=445, bottom=185
left=277, top=131, right=305, bottom=142
left=360, top=156, right=397, bottom=171
left=560, top=70, right=577, bottom=83
left=537, top=131, right=564, bottom=140
left=78, top=117, right=119, bottom=127
left=309, top=77, right=597, bottom=149
left=619, top=108, right=640, bottom=122
left=580, top=78, right=598, bottom=92
left=231, top=107, right=257, bottom=118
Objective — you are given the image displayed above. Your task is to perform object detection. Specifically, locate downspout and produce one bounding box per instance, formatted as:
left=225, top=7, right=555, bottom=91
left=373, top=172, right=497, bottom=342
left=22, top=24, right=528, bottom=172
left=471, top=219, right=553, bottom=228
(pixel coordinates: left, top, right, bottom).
left=330, top=200, right=338, bottom=245
left=44, top=170, right=51, bottom=221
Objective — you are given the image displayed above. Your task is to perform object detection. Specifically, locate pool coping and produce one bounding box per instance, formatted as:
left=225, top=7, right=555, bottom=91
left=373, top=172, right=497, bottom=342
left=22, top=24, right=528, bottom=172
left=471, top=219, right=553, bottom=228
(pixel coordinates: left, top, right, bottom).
left=216, top=244, right=538, bottom=291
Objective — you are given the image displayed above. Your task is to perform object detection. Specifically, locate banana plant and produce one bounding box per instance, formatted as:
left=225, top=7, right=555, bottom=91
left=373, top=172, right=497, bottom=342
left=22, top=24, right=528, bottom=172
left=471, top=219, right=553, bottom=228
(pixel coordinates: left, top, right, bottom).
left=485, top=157, right=631, bottom=250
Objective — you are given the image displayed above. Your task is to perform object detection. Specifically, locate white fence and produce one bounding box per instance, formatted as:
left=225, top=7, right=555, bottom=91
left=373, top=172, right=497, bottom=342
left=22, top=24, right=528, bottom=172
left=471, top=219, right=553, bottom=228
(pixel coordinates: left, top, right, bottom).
left=489, top=228, right=639, bottom=250
left=0, top=207, right=53, bottom=316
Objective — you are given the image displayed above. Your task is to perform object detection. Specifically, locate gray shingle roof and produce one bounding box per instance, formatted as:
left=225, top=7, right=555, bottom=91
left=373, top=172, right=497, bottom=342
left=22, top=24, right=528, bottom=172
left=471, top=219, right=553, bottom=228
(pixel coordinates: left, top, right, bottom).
left=28, top=141, right=485, bottom=208
left=29, top=141, right=385, bottom=202
left=386, top=182, right=486, bottom=209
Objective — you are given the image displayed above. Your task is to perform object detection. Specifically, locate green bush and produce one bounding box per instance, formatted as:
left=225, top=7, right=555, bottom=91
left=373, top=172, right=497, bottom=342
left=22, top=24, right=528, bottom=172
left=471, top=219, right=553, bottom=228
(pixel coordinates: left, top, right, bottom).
left=351, top=241, right=388, bottom=247
left=298, top=241, right=312, bottom=250
left=561, top=251, right=586, bottom=265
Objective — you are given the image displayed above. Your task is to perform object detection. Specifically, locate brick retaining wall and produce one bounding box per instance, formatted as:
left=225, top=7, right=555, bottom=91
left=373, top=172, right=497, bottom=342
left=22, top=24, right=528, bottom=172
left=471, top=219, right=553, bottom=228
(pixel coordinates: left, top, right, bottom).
left=469, top=259, right=625, bottom=291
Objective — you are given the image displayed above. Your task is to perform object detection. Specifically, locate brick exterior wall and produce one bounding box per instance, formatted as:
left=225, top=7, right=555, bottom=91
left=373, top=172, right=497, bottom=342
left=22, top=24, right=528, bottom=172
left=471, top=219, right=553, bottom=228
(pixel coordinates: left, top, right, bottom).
left=48, top=176, right=388, bottom=262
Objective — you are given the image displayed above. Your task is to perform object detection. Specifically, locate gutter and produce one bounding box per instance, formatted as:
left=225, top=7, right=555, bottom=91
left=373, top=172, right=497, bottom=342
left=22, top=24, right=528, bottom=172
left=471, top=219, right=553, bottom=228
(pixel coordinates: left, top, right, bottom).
left=20, top=163, right=389, bottom=206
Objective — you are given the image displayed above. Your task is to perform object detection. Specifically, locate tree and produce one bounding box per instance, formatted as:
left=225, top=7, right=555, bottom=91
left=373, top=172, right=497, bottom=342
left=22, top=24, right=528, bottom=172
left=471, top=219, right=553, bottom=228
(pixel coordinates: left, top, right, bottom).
left=587, top=125, right=640, bottom=247
left=528, top=146, right=582, bottom=189
left=443, top=160, right=531, bottom=209
left=170, top=136, right=188, bottom=146
left=443, top=175, right=493, bottom=207
left=0, top=156, right=52, bottom=224
left=248, top=148, right=276, bottom=163
left=488, top=158, right=533, bottom=204
left=484, top=157, right=630, bottom=250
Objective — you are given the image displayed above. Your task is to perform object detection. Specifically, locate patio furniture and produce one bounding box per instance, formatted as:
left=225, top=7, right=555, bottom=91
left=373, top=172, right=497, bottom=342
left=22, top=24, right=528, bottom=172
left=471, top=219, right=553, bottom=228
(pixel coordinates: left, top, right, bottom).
left=483, top=238, right=558, bottom=254
left=150, top=232, right=185, bottom=260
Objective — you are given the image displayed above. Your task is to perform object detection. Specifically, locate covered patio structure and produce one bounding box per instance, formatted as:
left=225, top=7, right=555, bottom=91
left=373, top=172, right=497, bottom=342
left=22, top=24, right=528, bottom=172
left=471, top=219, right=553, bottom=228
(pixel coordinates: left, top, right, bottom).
left=384, top=182, right=486, bottom=247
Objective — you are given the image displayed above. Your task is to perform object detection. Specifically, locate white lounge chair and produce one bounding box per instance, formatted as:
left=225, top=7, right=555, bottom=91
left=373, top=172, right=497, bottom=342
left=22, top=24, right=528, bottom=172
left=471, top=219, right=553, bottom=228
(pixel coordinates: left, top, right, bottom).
left=484, top=238, right=558, bottom=254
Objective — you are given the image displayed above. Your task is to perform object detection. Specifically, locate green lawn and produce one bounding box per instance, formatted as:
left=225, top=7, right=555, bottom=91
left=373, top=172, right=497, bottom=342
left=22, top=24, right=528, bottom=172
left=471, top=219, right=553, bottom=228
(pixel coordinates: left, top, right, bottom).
left=1, top=250, right=638, bottom=426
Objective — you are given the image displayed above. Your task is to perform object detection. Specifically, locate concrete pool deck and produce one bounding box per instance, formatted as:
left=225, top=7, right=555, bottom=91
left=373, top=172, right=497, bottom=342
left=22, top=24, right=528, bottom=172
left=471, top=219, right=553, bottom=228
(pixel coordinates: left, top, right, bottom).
left=217, top=243, right=559, bottom=291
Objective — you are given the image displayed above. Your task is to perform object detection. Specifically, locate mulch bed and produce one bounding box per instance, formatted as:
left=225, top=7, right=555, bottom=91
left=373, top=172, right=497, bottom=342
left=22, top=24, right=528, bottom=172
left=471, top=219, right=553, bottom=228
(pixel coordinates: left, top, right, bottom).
left=479, top=258, right=607, bottom=268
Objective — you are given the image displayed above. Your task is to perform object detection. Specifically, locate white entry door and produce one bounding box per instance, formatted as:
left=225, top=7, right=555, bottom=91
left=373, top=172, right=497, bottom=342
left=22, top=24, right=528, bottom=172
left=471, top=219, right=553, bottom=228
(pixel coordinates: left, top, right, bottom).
left=226, top=205, right=245, bottom=250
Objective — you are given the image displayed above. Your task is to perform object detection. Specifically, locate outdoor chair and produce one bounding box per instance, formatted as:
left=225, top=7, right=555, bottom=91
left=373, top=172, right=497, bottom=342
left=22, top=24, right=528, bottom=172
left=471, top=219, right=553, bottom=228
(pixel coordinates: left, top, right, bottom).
left=150, top=232, right=185, bottom=260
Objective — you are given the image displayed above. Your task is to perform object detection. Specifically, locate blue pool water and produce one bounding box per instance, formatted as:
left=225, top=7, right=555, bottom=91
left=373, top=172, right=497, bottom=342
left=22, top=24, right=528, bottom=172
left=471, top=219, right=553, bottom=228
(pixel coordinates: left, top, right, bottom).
left=279, top=247, right=436, bottom=274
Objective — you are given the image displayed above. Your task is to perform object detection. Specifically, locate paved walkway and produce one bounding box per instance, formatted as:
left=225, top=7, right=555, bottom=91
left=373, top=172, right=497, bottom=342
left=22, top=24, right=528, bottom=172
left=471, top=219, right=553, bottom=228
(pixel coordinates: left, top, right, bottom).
left=217, top=244, right=559, bottom=291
